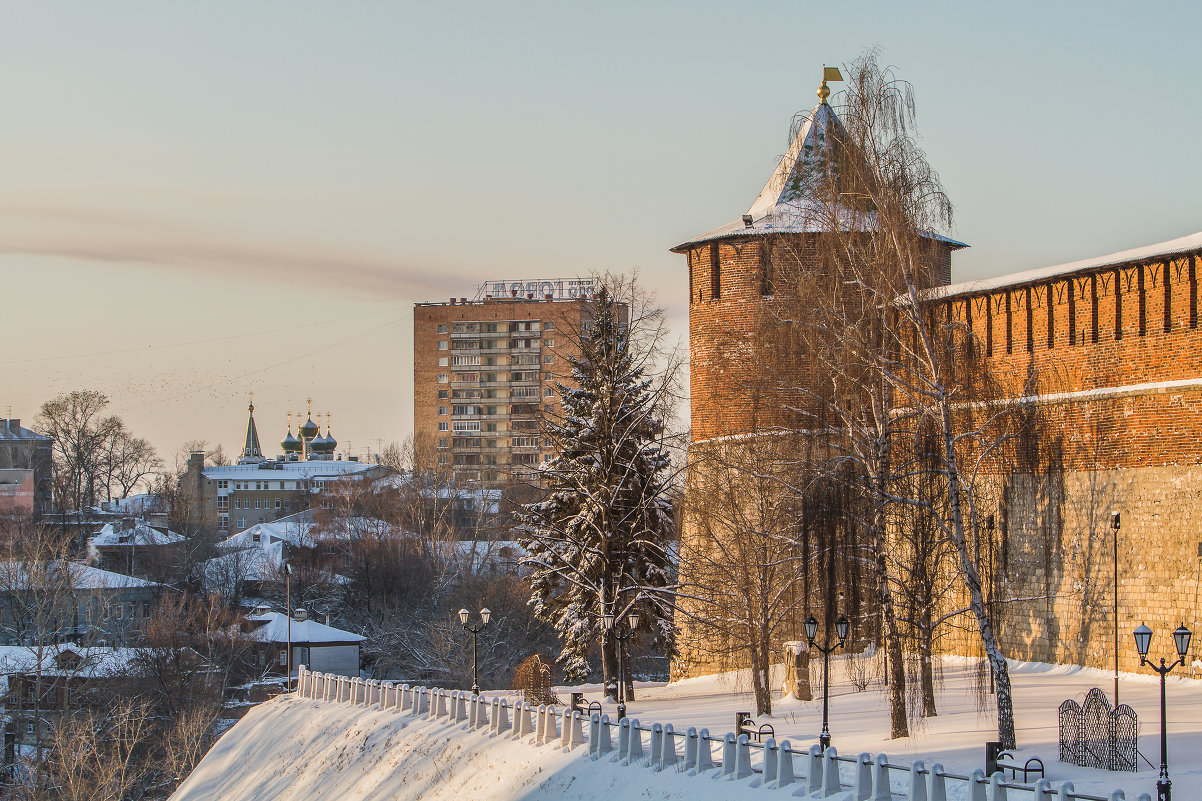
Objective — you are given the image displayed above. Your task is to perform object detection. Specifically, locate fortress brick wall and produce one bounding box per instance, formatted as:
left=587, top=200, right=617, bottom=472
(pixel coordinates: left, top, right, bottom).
left=930, top=247, right=1202, bottom=674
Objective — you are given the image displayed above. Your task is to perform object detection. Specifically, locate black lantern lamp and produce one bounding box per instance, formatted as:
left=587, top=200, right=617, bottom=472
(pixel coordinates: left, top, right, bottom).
left=459, top=607, right=491, bottom=695
left=1133, top=622, right=1193, bottom=801
left=805, top=613, right=849, bottom=751
left=604, top=609, right=639, bottom=720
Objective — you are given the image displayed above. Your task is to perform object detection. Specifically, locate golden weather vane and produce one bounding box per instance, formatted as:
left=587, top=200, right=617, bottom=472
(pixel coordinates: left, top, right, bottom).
left=818, top=65, right=843, bottom=104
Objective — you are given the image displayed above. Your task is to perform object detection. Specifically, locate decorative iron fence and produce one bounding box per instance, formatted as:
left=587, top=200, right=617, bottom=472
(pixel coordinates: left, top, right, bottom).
left=1059, top=687, right=1139, bottom=772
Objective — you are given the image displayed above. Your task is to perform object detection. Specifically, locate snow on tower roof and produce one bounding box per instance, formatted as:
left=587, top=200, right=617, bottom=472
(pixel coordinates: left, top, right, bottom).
left=932, top=231, right=1202, bottom=300
left=671, top=97, right=966, bottom=253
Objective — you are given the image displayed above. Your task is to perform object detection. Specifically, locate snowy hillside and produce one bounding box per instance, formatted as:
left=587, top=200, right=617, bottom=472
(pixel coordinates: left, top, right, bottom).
left=171, top=658, right=1202, bottom=801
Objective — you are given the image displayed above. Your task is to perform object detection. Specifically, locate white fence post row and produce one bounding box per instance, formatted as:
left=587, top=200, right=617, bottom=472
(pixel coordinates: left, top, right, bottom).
left=287, top=683, right=1141, bottom=801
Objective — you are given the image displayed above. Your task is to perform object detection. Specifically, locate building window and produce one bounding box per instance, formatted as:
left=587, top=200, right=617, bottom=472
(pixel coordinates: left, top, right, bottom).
left=544, top=322, right=554, bottom=330
left=438, top=438, right=449, bottom=448
left=452, top=355, right=481, bottom=366
left=254, top=498, right=262, bottom=509
left=544, top=387, right=554, bottom=397
left=438, top=340, right=448, bottom=350
left=283, top=499, right=290, bottom=510
left=453, top=421, right=482, bottom=432
left=275, top=499, right=281, bottom=509
left=237, top=518, right=246, bottom=529
left=438, top=422, right=449, bottom=431
left=234, top=498, right=241, bottom=509
left=543, top=354, right=554, bottom=364
left=217, top=497, right=228, bottom=511
left=438, top=406, right=449, bottom=415
left=438, top=390, right=449, bottom=399
left=438, top=357, right=449, bottom=366
left=438, top=454, right=447, bottom=465
left=438, top=324, right=448, bottom=333
left=437, top=374, right=449, bottom=383
left=544, top=338, right=555, bottom=347
left=217, top=480, right=228, bottom=489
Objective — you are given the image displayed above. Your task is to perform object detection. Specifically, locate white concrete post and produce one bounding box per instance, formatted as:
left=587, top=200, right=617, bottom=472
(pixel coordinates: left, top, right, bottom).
left=821, top=746, right=840, bottom=798
left=1032, top=779, right=1053, bottom=801
left=566, top=711, right=584, bottom=750
left=871, top=753, right=891, bottom=801
left=763, top=737, right=778, bottom=785
left=721, top=732, right=737, bottom=777
left=588, top=713, right=601, bottom=757
left=734, top=733, right=752, bottom=780
left=683, top=727, right=698, bottom=771
left=776, top=740, right=795, bottom=788
left=1106, top=793, right=1126, bottom=801
left=969, top=769, right=987, bottom=801
left=624, top=719, right=644, bottom=766
left=695, top=728, right=714, bottom=773
left=854, top=752, right=873, bottom=800
left=559, top=708, right=572, bottom=749
left=497, top=699, right=510, bottom=734
left=660, top=723, right=677, bottom=772
left=928, top=763, right=947, bottom=801
left=807, top=744, right=824, bottom=795
left=649, top=723, right=663, bottom=771
left=595, top=714, right=613, bottom=758
left=988, top=771, right=1007, bottom=801
left=435, top=689, right=449, bottom=719
left=534, top=705, right=547, bottom=744
left=515, top=702, right=534, bottom=738
left=909, top=761, right=927, bottom=801
left=617, top=718, right=630, bottom=761
left=1055, top=782, right=1074, bottom=801
left=455, top=692, right=467, bottom=722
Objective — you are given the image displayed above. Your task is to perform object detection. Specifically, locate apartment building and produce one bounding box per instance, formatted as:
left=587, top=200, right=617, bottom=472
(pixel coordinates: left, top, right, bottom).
left=413, top=281, right=596, bottom=484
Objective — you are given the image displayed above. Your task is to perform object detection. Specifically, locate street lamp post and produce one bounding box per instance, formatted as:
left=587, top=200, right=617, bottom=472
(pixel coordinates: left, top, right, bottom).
left=458, top=608, right=491, bottom=695
left=285, top=563, right=293, bottom=692
left=805, top=614, right=849, bottom=751
left=602, top=610, right=640, bottom=721
left=1111, top=512, right=1120, bottom=705
left=1133, top=622, right=1193, bottom=801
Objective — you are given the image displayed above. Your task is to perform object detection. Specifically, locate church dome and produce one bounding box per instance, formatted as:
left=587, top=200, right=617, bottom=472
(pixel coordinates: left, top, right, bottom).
left=299, top=415, right=319, bottom=441
left=281, top=430, right=302, bottom=454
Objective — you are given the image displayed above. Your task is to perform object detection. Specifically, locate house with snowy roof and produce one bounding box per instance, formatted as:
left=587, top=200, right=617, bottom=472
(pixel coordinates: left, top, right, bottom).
left=244, top=609, right=364, bottom=678
left=88, top=519, right=187, bottom=580
left=0, top=561, right=166, bottom=647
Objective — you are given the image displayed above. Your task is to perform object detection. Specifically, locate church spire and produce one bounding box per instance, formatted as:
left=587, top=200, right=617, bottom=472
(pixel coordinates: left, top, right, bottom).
left=238, top=395, right=266, bottom=464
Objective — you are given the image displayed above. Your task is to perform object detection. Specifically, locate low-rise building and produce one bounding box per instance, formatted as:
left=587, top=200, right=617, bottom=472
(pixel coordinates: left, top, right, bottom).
left=0, top=419, right=52, bottom=519
left=244, top=609, right=364, bottom=678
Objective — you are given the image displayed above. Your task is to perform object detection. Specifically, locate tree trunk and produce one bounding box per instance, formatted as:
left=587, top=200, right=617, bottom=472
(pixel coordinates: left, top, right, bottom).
left=919, top=607, right=937, bottom=717
left=750, top=635, right=772, bottom=716
left=602, top=631, right=618, bottom=703
left=871, top=502, right=909, bottom=738
left=939, top=401, right=1017, bottom=749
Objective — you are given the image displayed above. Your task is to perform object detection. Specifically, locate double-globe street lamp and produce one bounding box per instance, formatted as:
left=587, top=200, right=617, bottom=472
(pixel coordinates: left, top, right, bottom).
left=603, top=610, right=639, bottom=721
left=1133, top=622, right=1193, bottom=801
left=459, top=608, right=492, bottom=695
left=805, top=614, right=849, bottom=751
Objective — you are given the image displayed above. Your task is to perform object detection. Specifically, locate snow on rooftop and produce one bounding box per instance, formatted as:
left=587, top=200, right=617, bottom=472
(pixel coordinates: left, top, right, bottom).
left=90, top=521, right=185, bottom=547
left=201, top=460, right=375, bottom=481
left=934, top=230, right=1202, bottom=299
left=0, top=561, right=162, bottom=590
left=245, top=611, right=364, bottom=644
left=0, top=643, right=144, bottom=678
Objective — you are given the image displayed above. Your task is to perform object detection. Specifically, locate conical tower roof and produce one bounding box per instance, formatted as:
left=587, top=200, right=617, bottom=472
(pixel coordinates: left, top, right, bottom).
left=671, top=75, right=966, bottom=253
left=238, top=400, right=266, bottom=464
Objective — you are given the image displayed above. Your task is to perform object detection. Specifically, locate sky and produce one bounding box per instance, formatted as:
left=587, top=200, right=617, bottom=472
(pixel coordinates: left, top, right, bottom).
left=3, top=1, right=1200, bottom=466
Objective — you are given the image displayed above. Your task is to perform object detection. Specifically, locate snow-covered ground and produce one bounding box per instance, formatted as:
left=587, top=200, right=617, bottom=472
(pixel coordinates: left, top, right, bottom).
left=171, top=656, right=1202, bottom=801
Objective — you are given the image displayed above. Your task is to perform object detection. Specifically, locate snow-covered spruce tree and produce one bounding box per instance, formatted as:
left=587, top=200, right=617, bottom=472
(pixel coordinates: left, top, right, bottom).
left=518, top=279, right=678, bottom=703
